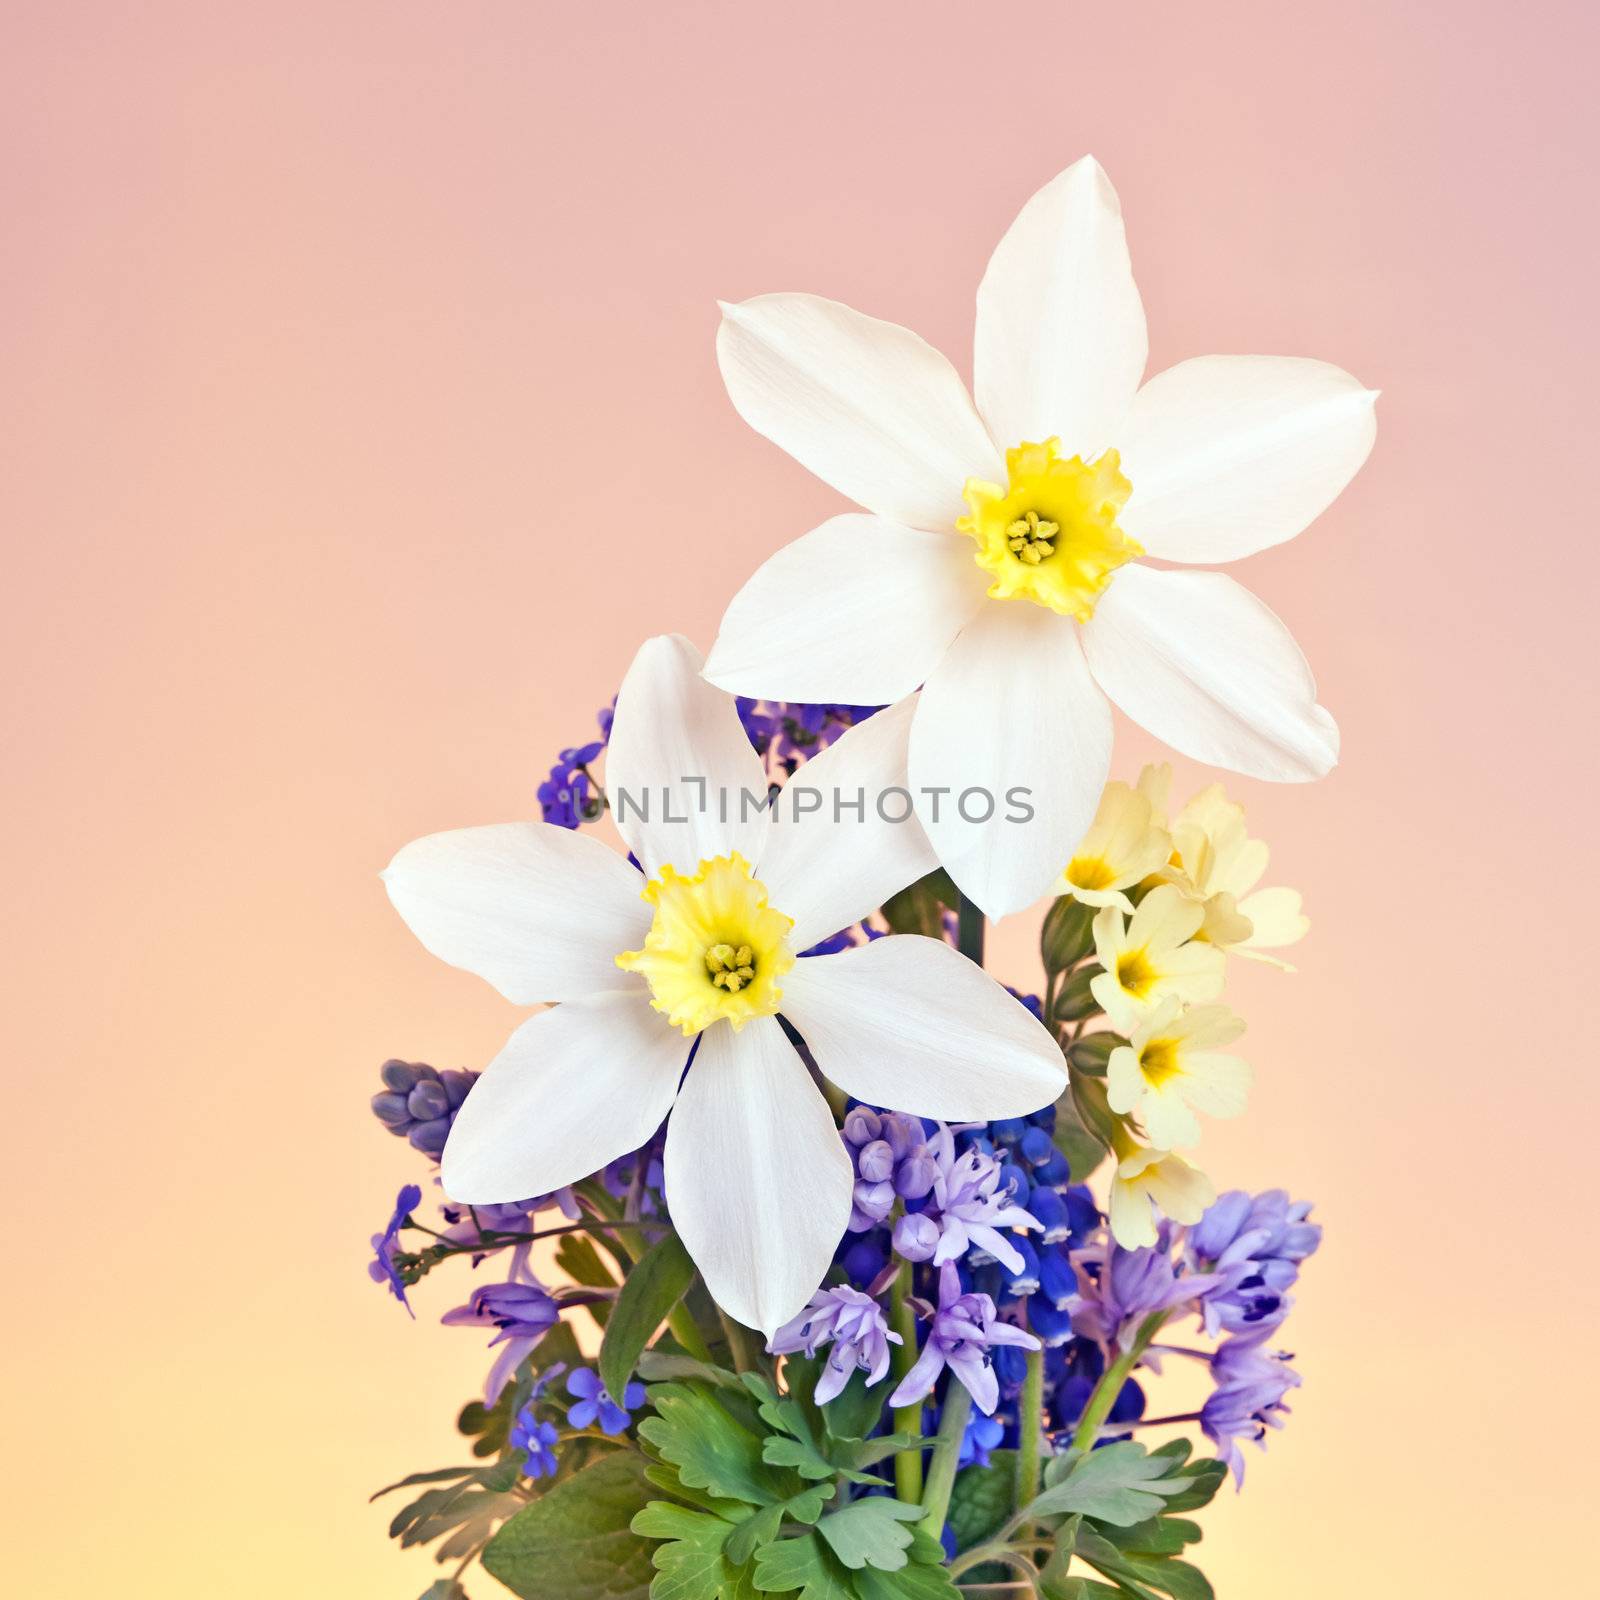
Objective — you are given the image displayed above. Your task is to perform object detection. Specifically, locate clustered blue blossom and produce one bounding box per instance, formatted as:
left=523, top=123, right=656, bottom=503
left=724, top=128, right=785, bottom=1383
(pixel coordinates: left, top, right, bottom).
left=370, top=1060, right=478, bottom=1159
left=777, top=1093, right=1321, bottom=1482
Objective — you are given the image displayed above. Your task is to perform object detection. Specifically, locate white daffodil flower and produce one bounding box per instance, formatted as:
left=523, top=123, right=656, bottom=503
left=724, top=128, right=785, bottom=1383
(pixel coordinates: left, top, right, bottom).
left=705, top=156, right=1375, bottom=918
left=382, top=635, right=1066, bottom=1334
left=1106, top=997, right=1252, bottom=1150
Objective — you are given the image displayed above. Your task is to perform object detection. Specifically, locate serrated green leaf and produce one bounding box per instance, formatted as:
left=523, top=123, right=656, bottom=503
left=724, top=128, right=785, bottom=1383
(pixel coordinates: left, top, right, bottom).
left=640, top=1383, right=794, bottom=1507
left=814, top=1499, right=922, bottom=1572
left=853, top=1562, right=960, bottom=1600
left=1154, top=1460, right=1226, bottom=1515
left=944, top=1451, right=1016, bottom=1553
left=752, top=1535, right=855, bottom=1600
left=1097, top=1516, right=1202, bottom=1557
left=1076, top=1528, right=1213, bottom=1600
left=632, top=1502, right=762, bottom=1600
left=370, top=1465, right=477, bottom=1501
left=602, top=1233, right=697, bottom=1406
left=1029, top=1444, right=1194, bottom=1527
left=481, top=1451, right=656, bottom=1600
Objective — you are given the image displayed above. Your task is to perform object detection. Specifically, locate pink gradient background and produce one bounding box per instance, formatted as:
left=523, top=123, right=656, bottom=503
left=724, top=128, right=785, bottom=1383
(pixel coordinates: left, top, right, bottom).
left=5, top=3, right=1597, bottom=1594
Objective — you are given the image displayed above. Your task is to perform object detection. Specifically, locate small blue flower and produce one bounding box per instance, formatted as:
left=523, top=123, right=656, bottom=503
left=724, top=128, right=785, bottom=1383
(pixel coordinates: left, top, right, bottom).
left=958, top=1411, right=1007, bottom=1469
left=509, top=1407, right=561, bottom=1480
left=367, top=1183, right=422, bottom=1315
left=566, top=1367, right=645, bottom=1435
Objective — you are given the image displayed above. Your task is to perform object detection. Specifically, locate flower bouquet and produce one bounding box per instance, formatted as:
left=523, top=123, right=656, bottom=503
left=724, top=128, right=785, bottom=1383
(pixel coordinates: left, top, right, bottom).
left=366, top=157, right=1372, bottom=1600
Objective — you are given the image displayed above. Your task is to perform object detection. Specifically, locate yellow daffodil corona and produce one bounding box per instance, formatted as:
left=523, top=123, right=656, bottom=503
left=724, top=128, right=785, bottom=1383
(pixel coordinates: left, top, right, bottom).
left=958, top=439, right=1141, bottom=620
left=615, top=853, right=797, bottom=1037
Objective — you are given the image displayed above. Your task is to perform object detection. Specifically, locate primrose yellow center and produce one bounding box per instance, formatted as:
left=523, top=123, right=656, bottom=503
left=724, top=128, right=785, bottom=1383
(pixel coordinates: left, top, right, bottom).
left=1117, top=947, right=1158, bottom=1000
left=1137, top=1037, right=1183, bottom=1089
left=1066, top=855, right=1118, bottom=892
left=957, top=438, right=1141, bottom=620
left=615, top=852, right=795, bottom=1038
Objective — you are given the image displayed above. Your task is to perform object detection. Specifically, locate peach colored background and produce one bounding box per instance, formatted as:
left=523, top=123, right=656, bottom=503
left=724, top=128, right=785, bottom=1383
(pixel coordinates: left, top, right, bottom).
left=5, top=3, right=1597, bottom=1595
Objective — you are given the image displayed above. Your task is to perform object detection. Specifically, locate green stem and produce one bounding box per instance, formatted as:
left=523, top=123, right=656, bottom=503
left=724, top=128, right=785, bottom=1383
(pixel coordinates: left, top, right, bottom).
left=1070, top=1310, right=1167, bottom=1453
left=889, top=1257, right=924, bottom=1503
left=717, top=1308, right=760, bottom=1374
left=1015, top=1343, right=1045, bottom=1519
left=920, top=1382, right=972, bottom=1539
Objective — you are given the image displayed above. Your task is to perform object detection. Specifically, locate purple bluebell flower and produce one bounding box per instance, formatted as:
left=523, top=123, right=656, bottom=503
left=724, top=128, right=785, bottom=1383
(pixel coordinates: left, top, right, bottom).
left=892, top=1211, right=940, bottom=1263
left=1201, top=1327, right=1301, bottom=1484
left=1187, top=1189, right=1321, bottom=1336
left=441, top=1271, right=561, bottom=1403
left=368, top=1183, right=422, bottom=1315
left=1071, top=1244, right=1219, bottom=1353
left=769, top=1286, right=902, bottom=1405
left=889, top=1262, right=1041, bottom=1416
left=370, top=1061, right=478, bottom=1159
left=509, top=1408, right=560, bottom=1479
left=920, top=1126, right=1042, bottom=1274
left=959, top=1410, right=1007, bottom=1468
left=566, top=1367, right=645, bottom=1435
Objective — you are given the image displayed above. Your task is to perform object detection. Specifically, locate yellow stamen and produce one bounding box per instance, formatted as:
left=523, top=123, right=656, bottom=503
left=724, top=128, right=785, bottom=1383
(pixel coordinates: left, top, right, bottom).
left=958, top=438, right=1140, bottom=620
left=616, top=854, right=794, bottom=1037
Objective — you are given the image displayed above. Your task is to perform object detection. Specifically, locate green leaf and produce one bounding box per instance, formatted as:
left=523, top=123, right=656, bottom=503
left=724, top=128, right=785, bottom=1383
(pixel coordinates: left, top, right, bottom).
left=419, top=1582, right=470, bottom=1600
left=602, top=1233, right=697, bottom=1406
left=556, top=1234, right=618, bottom=1329
left=752, top=1535, right=856, bottom=1600
left=633, top=1502, right=762, bottom=1600
left=1051, top=1090, right=1108, bottom=1183
left=638, top=1351, right=747, bottom=1391
left=481, top=1451, right=657, bottom=1600
left=853, top=1563, right=960, bottom=1600
left=880, top=870, right=957, bottom=939
left=1153, top=1460, right=1226, bottom=1516
left=1075, top=1528, right=1214, bottom=1600
left=369, top=1465, right=476, bottom=1501
left=944, top=1452, right=1016, bottom=1553
left=640, top=1383, right=791, bottom=1507
left=818, top=1368, right=890, bottom=1445
left=814, top=1500, right=923, bottom=1572
left=1029, top=1444, right=1194, bottom=1527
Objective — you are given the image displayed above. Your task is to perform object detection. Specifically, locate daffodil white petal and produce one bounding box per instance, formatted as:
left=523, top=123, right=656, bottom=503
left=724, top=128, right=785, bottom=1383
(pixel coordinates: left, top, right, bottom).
left=1119, top=355, right=1377, bottom=563
left=383, top=823, right=651, bottom=1004
left=606, top=634, right=772, bottom=879
left=780, top=935, right=1066, bottom=1119
left=1083, top=566, right=1338, bottom=782
left=759, top=698, right=938, bottom=951
left=973, top=156, right=1147, bottom=461
left=909, top=604, right=1112, bottom=918
left=439, top=992, right=686, bottom=1202
left=717, top=293, right=1002, bottom=529
left=665, top=1017, right=852, bottom=1333
left=703, top=514, right=986, bottom=704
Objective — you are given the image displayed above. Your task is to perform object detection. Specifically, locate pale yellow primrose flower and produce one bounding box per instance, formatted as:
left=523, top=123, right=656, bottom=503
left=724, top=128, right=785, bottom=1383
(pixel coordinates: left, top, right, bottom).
left=1165, top=782, right=1310, bottom=968
left=1089, top=883, right=1226, bottom=1033
left=1058, top=780, right=1172, bottom=912
left=1107, top=1129, right=1216, bottom=1248
left=1106, top=997, right=1252, bottom=1150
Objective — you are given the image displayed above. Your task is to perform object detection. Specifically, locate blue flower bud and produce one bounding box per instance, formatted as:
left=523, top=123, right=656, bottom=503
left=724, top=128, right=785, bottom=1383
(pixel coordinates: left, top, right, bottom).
left=893, top=1211, right=940, bottom=1263
left=1018, top=1127, right=1056, bottom=1167
left=1038, top=1244, right=1078, bottom=1308
left=1028, top=1188, right=1071, bottom=1244
left=1028, top=1298, right=1077, bottom=1346
left=858, top=1139, right=896, bottom=1183
left=840, top=1235, right=888, bottom=1286
left=1002, top=1237, right=1041, bottom=1298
